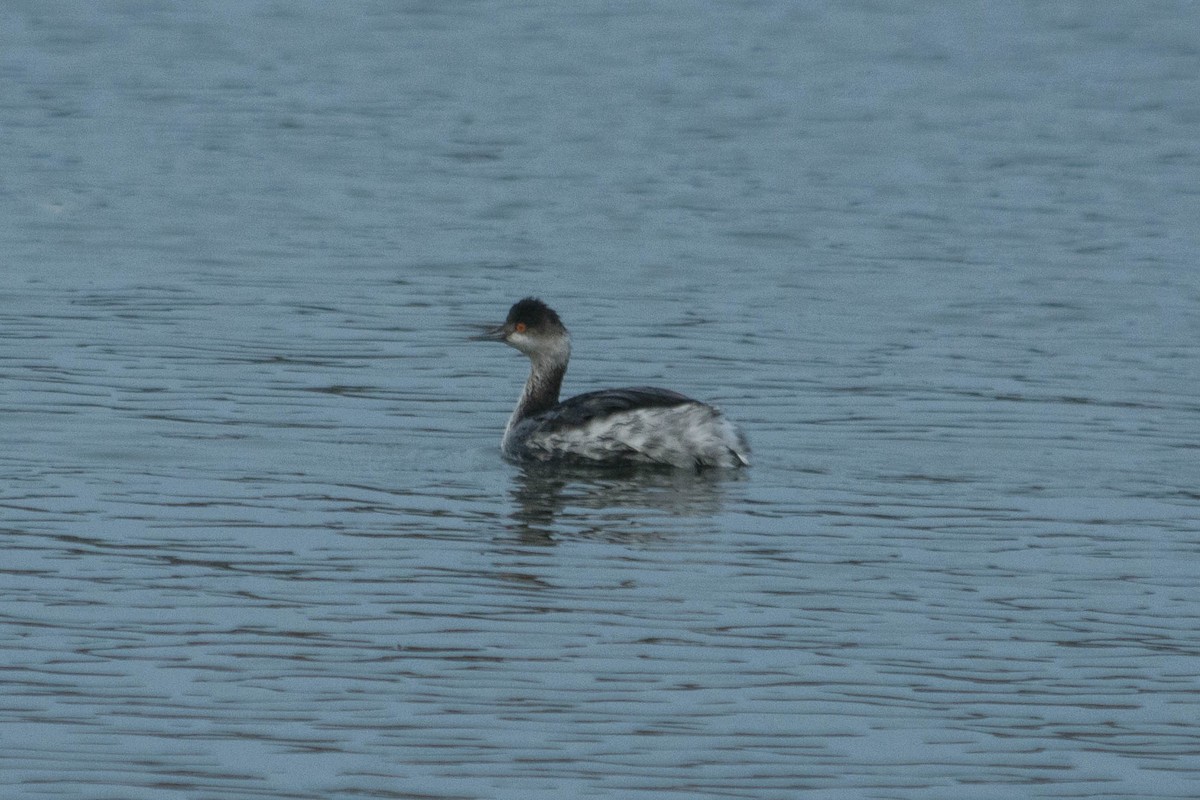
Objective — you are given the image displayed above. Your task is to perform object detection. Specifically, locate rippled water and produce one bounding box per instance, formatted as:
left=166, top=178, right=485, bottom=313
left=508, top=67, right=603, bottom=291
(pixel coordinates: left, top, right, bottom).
left=3, top=2, right=1200, bottom=798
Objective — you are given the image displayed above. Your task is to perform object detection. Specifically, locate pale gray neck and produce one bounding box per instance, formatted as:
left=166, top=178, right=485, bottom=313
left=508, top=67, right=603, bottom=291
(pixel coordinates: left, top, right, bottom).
left=507, top=335, right=570, bottom=431
left=511, top=356, right=566, bottom=425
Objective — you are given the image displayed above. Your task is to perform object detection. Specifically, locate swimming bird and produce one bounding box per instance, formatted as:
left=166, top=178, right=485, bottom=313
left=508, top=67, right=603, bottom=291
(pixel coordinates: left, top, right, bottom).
left=474, top=298, right=749, bottom=469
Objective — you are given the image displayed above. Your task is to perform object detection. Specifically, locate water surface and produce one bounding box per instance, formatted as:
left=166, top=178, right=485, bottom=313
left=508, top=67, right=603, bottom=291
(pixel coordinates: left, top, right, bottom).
left=3, top=2, right=1200, bottom=798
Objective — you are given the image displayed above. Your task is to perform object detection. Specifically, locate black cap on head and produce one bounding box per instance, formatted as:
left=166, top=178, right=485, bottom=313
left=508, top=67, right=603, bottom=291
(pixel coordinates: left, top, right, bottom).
left=506, top=297, right=564, bottom=331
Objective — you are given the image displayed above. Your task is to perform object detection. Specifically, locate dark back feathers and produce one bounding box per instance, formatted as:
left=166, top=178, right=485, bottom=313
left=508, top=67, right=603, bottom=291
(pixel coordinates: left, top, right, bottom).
left=530, top=386, right=695, bottom=432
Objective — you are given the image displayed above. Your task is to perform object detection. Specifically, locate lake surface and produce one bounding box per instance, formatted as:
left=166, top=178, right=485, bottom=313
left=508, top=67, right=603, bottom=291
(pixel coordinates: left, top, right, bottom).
left=3, top=2, right=1200, bottom=798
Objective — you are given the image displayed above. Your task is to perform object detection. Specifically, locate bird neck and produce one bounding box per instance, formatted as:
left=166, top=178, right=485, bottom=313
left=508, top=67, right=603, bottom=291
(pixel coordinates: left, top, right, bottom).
left=509, top=350, right=568, bottom=427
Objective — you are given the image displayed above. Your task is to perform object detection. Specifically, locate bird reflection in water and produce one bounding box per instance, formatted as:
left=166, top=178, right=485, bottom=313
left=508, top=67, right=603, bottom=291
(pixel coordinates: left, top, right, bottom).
left=506, top=461, right=744, bottom=544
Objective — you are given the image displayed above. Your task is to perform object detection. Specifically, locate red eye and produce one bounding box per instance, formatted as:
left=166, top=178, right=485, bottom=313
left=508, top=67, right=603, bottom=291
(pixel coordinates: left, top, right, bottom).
left=514, top=322, right=527, bottom=333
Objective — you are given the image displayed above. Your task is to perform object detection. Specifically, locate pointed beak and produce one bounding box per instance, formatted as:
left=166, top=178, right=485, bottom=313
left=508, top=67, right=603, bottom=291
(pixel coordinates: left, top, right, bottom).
left=469, top=323, right=509, bottom=342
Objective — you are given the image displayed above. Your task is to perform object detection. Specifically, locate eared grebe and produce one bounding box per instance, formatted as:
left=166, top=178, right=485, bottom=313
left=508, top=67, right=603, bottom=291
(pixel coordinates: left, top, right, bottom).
left=474, top=298, right=749, bottom=469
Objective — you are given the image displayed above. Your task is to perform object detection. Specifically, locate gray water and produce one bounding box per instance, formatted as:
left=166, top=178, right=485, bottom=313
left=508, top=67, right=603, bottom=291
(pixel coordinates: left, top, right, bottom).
left=3, top=2, right=1200, bottom=798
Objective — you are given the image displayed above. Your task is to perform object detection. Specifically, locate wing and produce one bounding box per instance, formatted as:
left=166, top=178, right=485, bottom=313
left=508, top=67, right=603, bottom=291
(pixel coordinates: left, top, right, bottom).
left=513, top=386, right=747, bottom=468
left=532, top=386, right=695, bottom=433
